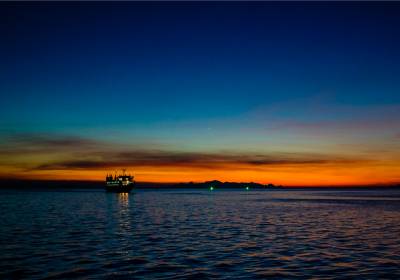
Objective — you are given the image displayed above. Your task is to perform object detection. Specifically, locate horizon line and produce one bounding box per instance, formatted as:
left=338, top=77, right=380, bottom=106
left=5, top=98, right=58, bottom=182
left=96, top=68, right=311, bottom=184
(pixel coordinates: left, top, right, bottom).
left=0, top=178, right=399, bottom=188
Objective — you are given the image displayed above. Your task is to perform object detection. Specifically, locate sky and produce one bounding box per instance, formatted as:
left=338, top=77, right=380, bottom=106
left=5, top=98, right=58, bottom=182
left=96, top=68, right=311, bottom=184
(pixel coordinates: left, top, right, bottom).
left=1, top=2, right=400, bottom=186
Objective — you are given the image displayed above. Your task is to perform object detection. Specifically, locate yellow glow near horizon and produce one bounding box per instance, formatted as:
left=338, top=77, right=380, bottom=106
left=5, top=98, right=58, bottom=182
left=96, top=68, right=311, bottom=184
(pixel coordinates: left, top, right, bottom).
left=1, top=130, right=399, bottom=186
left=1, top=160, right=399, bottom=186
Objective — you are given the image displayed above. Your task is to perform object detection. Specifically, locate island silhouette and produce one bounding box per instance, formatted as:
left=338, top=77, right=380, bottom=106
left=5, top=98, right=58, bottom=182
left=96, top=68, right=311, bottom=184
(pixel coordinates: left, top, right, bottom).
left=172, top=180, right=282, bottom=189
left=1, top=179, right=399, bottom=190
left=0, top=179, right=282, bottom=190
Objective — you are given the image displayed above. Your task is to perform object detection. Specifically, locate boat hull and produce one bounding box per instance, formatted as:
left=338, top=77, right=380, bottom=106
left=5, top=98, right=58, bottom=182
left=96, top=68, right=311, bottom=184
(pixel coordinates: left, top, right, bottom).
left=105, top=185, right=134, bottom=193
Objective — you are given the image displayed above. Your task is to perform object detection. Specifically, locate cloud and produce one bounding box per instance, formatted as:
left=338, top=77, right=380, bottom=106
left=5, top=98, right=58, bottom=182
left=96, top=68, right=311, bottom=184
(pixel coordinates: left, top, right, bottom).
left=33, top=148, right=364, bottom=171
left=2, top=133, right=396, bottom=185
left=26, top=134, right=101, bottom=147
left=246, top=101, right=400, bottom=135
left=0, top=133, right=369, bottom=172
left=0, top=133, right=101, bottom=154
left=271, top=119, right=400, bottom=133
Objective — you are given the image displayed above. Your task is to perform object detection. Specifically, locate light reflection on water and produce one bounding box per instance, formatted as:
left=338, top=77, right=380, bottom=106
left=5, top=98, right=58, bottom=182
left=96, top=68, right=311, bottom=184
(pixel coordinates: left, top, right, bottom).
left=0, top=189, right=400, bottom=279
left=117, top=192, right=129, bottom=207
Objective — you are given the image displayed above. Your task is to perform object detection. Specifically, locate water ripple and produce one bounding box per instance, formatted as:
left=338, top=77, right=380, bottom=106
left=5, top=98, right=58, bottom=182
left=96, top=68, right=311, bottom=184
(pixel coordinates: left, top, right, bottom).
left=1, top=189, right=400, bottom=279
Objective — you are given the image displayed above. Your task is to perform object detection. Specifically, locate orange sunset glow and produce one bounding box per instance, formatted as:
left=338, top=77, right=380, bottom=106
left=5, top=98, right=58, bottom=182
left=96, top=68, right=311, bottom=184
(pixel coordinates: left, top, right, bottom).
left=1, top=133, right=399, bottom=186
left=7, top=163, right=400, bottom=186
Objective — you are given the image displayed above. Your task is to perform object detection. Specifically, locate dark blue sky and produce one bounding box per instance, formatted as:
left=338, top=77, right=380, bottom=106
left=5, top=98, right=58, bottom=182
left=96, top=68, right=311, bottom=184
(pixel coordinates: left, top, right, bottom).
left=1, top=2, right=400, bottom=129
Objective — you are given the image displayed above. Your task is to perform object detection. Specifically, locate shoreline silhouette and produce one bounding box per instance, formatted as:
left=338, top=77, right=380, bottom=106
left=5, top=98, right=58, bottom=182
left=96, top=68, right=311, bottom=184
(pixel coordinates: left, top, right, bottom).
left=0, top=179, right=399, bottom=190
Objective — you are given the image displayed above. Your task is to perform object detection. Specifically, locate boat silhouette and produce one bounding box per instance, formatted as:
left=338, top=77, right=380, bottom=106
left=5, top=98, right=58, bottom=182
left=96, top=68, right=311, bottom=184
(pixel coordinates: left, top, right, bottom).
left=105, top=169, right=134, bottom=193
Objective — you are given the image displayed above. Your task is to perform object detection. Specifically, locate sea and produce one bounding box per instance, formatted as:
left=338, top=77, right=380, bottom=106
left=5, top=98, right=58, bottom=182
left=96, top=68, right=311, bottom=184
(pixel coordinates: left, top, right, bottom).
left=1, top=188, right=399, bottom=279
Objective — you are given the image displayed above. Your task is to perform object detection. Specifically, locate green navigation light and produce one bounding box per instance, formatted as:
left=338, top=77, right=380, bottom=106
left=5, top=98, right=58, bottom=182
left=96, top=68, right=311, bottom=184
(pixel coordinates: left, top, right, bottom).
left=246, top=186, right=249, bottom=190
left=210, top=186, right=214, bottom=191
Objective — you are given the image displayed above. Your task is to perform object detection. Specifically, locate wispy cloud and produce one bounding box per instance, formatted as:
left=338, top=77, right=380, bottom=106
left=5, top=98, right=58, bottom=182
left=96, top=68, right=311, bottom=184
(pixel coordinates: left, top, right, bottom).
left=247, top=100, right=400, bottom=133
left=1, top=133, right=398, bottom=185
left=33, top=151, right=362, bottom=171
left=1, top=133, right=365, bottom=171
left=0, top=133, right=100, bottom=154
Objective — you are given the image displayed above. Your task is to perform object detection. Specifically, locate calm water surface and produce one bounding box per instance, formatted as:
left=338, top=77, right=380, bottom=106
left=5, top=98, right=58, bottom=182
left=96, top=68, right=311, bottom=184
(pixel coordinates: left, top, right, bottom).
left=1, top=189, right=400, bottom=279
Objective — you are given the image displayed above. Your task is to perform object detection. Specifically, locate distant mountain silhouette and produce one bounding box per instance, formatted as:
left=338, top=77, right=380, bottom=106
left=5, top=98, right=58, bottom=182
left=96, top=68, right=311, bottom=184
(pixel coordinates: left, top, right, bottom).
left=0, top=179, right=282, bottom=189
left=1, top=179, right=399, bottom=190
left=173, top=180, right=283, bottom=189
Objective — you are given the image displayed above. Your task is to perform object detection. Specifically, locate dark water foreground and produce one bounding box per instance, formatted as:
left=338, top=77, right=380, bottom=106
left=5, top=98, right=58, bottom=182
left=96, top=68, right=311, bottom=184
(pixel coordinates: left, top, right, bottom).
left=1, top=189, right=399, bottom=279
